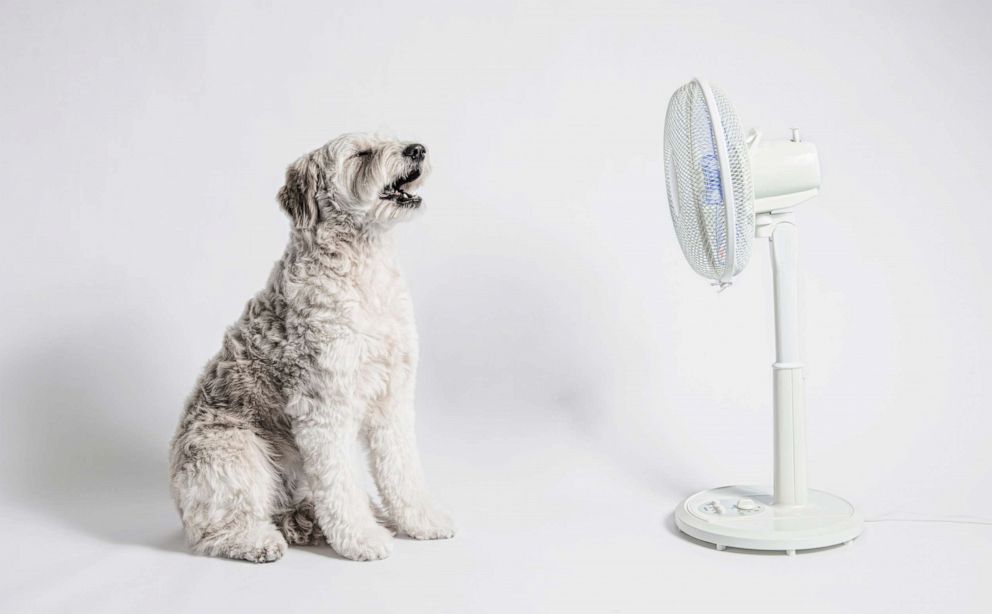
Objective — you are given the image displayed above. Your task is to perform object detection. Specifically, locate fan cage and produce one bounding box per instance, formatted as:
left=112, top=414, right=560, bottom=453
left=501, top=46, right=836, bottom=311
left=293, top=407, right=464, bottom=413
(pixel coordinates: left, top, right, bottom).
left=664, top=80, right=754, bottom=283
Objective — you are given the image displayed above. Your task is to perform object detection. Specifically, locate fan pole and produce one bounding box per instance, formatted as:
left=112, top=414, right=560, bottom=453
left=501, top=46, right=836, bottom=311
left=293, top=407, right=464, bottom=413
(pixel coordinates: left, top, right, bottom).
left=769, top=219, right=808, bottom=507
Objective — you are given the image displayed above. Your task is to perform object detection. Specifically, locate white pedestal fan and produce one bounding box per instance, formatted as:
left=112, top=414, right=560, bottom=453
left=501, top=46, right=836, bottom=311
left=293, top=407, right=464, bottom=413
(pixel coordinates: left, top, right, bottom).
left=664, top=79, right=863, bottom=554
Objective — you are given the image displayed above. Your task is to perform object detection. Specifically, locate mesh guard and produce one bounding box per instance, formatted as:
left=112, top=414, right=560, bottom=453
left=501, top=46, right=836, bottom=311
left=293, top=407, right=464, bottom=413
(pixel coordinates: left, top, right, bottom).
left=664, top=80, right=754, bottom=284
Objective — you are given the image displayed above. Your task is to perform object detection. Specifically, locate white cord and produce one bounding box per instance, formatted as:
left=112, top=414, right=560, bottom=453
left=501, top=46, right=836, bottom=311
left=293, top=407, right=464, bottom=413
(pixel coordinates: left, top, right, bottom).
left=867, top=516, right=992, bottom=527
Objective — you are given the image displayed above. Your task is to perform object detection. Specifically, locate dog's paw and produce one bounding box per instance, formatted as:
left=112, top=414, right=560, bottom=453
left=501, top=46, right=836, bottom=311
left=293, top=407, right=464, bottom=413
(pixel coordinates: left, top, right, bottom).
left=240, top=540, right=287, bottom=563
left=223, top=529, right=288, bottom=563
left=396, top=506, right=457, bottom=540
left=330, top=523, right=394, bottom=561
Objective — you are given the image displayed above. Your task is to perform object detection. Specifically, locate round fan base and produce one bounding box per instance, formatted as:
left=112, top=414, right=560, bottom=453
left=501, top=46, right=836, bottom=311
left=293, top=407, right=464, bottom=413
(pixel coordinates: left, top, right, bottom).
left=674, top=485, right=863, bottom=555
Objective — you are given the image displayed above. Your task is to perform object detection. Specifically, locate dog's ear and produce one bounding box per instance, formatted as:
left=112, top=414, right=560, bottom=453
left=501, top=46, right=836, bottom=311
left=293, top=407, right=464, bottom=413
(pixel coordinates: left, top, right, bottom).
left=277, top=155, right=325, bottom=229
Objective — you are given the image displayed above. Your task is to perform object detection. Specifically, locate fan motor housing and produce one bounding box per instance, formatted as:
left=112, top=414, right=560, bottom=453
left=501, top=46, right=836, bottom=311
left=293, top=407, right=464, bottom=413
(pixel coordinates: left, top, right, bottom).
left=751, top=139, right=822, bottom=213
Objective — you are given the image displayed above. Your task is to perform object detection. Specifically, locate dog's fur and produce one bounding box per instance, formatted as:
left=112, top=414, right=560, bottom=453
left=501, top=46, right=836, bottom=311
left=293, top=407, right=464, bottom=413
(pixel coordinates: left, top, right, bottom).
left=170, top=134, right=454, bottom=563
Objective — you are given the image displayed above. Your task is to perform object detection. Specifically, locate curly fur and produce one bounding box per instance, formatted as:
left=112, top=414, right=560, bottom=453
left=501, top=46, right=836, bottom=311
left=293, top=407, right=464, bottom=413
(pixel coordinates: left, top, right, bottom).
left=170, top=133, right=454, bottom=563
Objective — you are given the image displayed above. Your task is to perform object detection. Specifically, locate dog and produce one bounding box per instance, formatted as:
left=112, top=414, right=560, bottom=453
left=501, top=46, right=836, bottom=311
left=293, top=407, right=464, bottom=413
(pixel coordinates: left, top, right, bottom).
left=170, top=133, right=454, bottom=562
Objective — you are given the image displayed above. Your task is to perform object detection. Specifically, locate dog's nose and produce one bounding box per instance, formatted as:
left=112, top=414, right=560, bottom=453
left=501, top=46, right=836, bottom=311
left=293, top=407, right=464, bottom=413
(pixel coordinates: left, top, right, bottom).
left=403, top=144, right=426, bottom=161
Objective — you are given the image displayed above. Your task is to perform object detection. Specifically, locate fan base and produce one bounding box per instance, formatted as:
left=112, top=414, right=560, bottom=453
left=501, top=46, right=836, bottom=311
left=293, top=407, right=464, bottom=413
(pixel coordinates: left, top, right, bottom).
left=674, top=485, right=863, bottom=554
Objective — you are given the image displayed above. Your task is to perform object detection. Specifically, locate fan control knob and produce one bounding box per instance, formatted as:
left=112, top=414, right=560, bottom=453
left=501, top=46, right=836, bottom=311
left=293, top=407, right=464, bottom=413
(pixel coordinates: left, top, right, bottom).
left=736, top=498, right=760, bottom=512
left=700, top=500, right=726, bottom=515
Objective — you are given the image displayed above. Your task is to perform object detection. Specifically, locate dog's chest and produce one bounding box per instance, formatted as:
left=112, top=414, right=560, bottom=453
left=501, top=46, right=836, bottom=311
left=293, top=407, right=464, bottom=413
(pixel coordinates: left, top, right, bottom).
left=307, top=253, right=413, bottom=400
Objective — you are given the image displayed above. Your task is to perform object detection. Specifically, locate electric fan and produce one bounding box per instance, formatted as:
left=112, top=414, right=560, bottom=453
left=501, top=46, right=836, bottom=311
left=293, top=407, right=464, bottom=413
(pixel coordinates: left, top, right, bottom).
left=665, top=79, right=863, bottom=554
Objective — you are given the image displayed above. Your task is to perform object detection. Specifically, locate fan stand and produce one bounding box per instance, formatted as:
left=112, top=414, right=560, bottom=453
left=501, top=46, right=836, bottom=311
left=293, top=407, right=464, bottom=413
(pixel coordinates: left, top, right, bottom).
left=674, top=212, right=864, bottom=555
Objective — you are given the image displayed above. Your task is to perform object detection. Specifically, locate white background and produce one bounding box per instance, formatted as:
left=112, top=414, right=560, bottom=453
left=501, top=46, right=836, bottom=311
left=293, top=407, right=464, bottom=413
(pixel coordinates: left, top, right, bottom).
left=1, top=1, right=990, bottom=612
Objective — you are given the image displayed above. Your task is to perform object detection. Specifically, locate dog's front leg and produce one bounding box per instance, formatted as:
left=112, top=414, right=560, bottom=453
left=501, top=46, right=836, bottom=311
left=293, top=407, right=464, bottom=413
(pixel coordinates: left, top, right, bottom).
left=291, top=401, right=394, bottom=561
left=365, top=374, right=456, bottom=541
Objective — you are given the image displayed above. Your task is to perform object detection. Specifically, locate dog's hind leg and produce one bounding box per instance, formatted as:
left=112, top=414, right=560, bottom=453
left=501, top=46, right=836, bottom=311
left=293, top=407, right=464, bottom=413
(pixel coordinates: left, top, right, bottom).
left=274, top=501, right=325, bottom=546
left=171, top=424, right=288, bottom=563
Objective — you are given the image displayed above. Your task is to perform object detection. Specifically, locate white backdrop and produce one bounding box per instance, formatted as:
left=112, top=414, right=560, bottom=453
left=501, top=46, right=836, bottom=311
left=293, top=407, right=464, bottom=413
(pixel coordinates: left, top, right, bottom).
left=1, top=1, right=990, bottom=612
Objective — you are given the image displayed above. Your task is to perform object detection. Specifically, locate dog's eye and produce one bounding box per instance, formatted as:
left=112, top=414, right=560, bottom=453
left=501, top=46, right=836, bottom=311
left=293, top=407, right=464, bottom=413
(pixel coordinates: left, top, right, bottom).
left=352, top=150, right=372, bottom=159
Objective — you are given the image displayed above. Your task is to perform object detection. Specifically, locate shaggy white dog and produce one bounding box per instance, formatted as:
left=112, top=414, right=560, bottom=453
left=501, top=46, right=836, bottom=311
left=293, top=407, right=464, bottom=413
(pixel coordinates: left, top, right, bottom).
left=170, top=134, right=454, bottom=563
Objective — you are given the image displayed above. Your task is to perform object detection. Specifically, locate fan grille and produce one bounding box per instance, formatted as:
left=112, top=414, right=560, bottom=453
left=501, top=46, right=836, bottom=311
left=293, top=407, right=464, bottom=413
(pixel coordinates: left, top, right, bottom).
left=664, top=81, right=754, bottom=282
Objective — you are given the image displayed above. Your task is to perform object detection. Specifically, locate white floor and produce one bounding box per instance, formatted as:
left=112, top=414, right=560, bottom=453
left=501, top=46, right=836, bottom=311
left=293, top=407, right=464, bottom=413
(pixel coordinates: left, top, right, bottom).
left=2, top=410, right=988, bottom=614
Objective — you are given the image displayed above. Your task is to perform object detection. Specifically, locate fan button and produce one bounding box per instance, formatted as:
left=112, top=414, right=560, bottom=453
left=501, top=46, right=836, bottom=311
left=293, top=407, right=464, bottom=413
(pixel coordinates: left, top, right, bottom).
left=736, top=498, right=761, bottom=512
left=700, top=500, right=726, bottom=515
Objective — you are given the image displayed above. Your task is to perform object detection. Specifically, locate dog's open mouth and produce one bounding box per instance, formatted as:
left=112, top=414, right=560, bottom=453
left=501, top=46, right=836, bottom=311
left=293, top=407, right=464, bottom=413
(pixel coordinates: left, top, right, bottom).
left=380, top=168, right=422, bottom=207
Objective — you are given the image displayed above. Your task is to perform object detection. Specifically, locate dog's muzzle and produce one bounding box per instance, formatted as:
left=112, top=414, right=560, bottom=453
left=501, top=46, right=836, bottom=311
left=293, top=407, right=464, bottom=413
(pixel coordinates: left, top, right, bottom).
left=380, top=144, right=427, bottom=207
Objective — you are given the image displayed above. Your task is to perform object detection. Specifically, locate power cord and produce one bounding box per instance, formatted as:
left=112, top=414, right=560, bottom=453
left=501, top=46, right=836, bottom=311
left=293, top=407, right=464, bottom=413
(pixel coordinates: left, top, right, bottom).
left=866, top=515, right=992, bottom=527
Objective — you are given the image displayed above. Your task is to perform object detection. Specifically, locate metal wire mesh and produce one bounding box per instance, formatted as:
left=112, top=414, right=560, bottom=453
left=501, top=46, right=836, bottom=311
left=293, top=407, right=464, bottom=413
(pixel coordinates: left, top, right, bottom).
left=664, top=81, right=754, bottom=282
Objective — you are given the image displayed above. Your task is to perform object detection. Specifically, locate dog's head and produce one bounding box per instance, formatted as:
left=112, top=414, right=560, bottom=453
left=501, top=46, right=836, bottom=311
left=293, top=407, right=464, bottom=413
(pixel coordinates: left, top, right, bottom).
left=277, top=133, right=430, bottom=232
